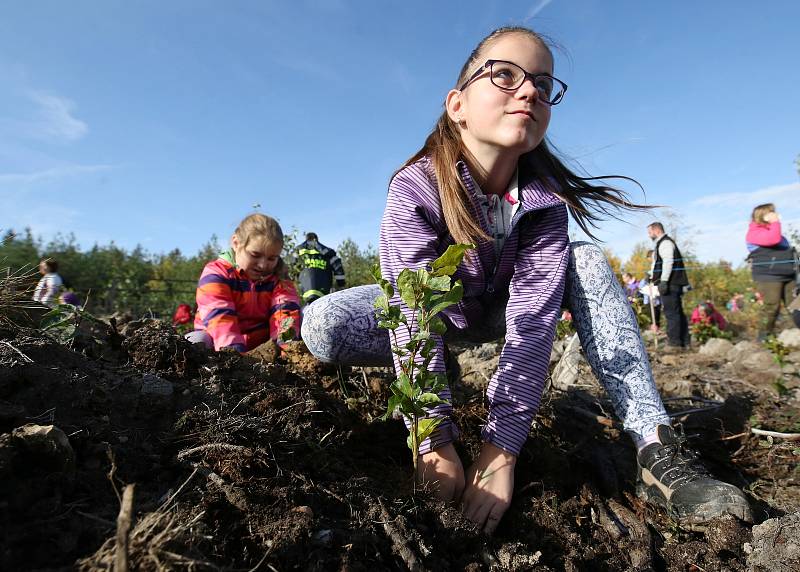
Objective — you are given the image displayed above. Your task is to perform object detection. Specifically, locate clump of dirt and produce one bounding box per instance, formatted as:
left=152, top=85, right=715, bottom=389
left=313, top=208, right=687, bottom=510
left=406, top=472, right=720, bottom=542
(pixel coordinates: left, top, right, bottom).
left=1, top=317, right=799, bottom=571
left=122, top=319, right=202, bottom=378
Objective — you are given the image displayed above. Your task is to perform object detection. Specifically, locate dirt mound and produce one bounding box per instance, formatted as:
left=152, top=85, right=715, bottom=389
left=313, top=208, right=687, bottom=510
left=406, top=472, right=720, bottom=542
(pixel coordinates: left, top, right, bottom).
left=122, top=319, right=203, bottom=378
left=1, top=320, right=799, bottom=570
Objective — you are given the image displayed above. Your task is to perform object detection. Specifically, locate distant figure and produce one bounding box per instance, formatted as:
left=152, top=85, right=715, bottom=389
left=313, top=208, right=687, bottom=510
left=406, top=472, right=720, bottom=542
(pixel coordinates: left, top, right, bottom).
left=621, top=272, right=640, bottom=301
left=296, top=233, right=346, bottom=304
left=60, top=291, right=82, bottom=308
left=32, top=258, right=63, bottom=307
left=642, top=249, right=662, bottom=331
left=745, top=203, right=798, bottom=339
left=648, top=222, right=690, bottom=348
left=690, top=301, right=727, bottom=330
left=188, top=213, right=301, bottom=352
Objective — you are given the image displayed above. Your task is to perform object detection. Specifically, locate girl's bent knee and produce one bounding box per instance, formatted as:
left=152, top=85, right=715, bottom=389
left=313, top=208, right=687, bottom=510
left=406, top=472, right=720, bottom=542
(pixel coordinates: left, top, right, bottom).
left=300, top=300, right=337, bottom=362
left=569, top=241, right=604, bottom=259
left=185, top=330, right=213, bottom=349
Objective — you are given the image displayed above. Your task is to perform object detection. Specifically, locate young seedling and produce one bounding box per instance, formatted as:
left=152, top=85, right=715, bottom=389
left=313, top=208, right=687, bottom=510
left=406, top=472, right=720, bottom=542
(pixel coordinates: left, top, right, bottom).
left=372, top=243, right=474, bottom=472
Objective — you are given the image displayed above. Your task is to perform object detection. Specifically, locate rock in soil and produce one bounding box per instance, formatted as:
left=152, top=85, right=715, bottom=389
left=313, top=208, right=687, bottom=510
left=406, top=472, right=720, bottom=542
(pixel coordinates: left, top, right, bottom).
left=11, top=423, right=75, bottom=474
left=746, top=512, right=800, bottom=571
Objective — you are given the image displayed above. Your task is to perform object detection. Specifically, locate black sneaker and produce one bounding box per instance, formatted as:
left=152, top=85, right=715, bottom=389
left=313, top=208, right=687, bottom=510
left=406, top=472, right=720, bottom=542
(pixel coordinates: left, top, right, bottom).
left=636, top=425, right=753, bottom=527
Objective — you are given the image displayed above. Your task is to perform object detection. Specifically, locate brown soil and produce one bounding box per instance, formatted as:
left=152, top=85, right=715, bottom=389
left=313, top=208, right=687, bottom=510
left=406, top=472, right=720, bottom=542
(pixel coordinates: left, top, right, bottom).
left=0, top=319, right=798, bottom=571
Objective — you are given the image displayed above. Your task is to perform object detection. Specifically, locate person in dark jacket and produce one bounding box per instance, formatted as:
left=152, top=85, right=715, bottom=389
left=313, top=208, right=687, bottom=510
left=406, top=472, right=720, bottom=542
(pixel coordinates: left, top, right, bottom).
left=648, top=222, right=690, bottom=348
left=296, top=233, right=346, bottom=304
left=745, top=203, right=798, bottom=338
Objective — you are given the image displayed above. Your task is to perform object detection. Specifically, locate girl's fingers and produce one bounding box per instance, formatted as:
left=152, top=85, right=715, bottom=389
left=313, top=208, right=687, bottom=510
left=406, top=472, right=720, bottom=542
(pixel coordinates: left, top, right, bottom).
left=483, top=502, right=507, bottom=535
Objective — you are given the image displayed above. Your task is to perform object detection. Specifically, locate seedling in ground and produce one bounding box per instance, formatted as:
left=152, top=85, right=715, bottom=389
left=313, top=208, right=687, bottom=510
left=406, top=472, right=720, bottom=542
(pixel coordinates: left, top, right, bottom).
left=372, top=243, right=474, bottom=473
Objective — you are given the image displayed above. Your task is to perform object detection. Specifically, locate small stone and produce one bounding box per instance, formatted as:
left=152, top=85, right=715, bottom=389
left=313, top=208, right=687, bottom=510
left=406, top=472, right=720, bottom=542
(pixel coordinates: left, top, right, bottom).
left=747, top=512, right=800, bottom=571
left=292, top=505, right=313, bottom=518
left=141, top=374, right=174, bottom=396
left=118, top=435, right=129, bottom=443
left=313, top=529, right=333, bottom=545
left=777, top=328, right=800, bottom=349
left=741, top=350, right=781, bottom=373
left=699, top=338, right=734, bottom=359
left=786, top=351, right=800, bottom=365
left=182, top=388, right=191, bottom=396
left=727, top=341, right=763, bottom=366
left=11, top=424, right=75, bottom=474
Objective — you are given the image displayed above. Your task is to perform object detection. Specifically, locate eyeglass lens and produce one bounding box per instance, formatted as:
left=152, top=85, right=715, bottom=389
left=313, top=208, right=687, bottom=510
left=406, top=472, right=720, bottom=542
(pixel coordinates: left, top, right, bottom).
left=489, top=61, right=561, bottom=103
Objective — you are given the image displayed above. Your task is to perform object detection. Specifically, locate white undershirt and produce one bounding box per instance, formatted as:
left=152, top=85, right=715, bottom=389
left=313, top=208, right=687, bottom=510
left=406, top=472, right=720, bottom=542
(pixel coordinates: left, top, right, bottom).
left=474, top=169, right=521, bottom=256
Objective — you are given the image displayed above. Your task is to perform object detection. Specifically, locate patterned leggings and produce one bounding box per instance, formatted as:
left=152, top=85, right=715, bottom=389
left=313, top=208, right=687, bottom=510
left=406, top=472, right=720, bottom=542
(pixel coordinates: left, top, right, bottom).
left=301, top=242, right=670, bottom=441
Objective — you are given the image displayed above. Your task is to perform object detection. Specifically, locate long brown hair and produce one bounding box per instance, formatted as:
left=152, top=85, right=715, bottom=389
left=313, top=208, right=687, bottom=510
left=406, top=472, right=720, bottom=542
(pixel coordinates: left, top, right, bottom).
left=398, top=26, right=648, bottom=244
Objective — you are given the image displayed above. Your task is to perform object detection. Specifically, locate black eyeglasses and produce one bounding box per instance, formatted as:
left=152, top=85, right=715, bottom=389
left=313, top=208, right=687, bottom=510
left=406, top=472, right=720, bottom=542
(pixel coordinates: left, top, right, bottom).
left=459, top=59, right=568, bottom=105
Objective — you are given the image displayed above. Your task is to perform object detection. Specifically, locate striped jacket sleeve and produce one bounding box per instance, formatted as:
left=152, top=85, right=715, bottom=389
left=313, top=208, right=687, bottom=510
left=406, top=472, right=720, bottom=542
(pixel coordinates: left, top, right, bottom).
left=194, top=261, right=246, bottom=352
left=268, top=279, right=302, bottom=346
left=380, top=168, right=456, bottom=454
left=482, top=204, right=569, bottom=455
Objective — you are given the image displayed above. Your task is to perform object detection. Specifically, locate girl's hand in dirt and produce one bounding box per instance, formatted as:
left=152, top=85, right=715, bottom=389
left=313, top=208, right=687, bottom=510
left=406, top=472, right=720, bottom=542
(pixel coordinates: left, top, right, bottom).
left=417, top=443, right=465, bottom=502
left=462, top=442, right=516, bottom=535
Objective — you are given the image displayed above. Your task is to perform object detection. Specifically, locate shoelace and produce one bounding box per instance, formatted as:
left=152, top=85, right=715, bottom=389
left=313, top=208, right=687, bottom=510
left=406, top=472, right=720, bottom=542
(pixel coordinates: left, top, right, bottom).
left=653, top=434, right=711, bottom=486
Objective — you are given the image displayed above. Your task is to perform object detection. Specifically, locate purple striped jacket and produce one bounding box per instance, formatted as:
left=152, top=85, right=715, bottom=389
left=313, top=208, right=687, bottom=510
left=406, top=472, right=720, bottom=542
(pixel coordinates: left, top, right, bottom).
left=379, top=157, right=569, bottom=455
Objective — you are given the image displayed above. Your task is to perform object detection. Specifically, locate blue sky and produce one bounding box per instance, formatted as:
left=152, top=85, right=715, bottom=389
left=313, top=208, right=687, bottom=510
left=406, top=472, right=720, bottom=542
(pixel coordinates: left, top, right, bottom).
left=2, top=0, right=799, bottom=267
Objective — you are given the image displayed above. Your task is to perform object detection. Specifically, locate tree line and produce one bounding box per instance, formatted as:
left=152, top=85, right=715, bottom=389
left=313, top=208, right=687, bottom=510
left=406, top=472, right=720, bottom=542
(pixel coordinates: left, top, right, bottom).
left=0, top=228, right=379, bottom=318
left=2, top=225, right=796, bottom=324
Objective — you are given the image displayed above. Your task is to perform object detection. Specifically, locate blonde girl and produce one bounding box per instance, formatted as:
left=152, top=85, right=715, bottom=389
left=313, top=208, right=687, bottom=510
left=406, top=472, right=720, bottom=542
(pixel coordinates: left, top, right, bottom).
left=189, top=213, right=300, bottom=352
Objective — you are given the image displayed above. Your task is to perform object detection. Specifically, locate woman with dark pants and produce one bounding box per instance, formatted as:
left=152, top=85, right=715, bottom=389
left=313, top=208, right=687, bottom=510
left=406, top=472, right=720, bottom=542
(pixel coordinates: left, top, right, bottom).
left=746, top=203, right=798, bottom=338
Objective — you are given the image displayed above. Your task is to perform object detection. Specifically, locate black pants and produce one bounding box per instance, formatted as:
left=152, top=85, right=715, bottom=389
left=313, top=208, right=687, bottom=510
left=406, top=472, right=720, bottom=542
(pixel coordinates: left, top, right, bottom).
left=661, top=289, right=689, bottom=347
left=755, top=279, right=795, bottom=336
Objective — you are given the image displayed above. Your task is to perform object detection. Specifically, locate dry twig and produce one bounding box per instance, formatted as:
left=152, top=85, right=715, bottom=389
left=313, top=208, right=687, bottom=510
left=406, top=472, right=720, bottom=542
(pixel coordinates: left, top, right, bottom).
left=176, top=443, right=250, bottom=461
left=115, top=484, right=135, bottom=572
left=378, top=500, right=425, bottom=572
left=751, top=427, right=800, bottom=441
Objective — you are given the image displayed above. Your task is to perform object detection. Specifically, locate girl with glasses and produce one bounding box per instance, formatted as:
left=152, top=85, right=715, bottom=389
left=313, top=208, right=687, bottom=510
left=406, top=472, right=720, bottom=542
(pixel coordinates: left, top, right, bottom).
left=302, top=26, right=751, bottom=533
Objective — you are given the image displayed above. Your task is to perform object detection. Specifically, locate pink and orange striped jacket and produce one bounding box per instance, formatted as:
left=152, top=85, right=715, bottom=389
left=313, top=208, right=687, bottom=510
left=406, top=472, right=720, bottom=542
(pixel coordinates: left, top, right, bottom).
left=193, top=250, right=301, bottom=352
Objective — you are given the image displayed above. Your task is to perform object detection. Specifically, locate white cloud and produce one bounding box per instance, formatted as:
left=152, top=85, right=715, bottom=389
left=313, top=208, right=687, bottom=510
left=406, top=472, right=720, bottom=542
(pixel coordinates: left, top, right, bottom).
left=691, top=182, right=800, bottom=208
left=27, top=91, right=88, bottom=142
left=0, top=163, right=114, bottom=186
left=524, top=0, right=553, bottom=22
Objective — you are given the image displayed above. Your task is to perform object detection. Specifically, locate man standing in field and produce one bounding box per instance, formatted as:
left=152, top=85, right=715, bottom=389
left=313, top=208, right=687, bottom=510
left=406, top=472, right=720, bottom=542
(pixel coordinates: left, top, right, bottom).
left=296, top=233, right=346, bottom=304
left=648, top=222, right=690, bottom=348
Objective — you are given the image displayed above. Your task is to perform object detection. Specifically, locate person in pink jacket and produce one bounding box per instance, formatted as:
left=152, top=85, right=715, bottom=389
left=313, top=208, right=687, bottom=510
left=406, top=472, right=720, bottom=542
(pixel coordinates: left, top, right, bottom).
left=745, top=203, right=797, bottom=338
left=745, top=203, right=789, bottom=252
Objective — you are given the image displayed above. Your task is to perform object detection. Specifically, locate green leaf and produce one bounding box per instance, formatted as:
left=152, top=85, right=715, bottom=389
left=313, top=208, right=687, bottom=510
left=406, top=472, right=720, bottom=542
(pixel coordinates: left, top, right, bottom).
left=380, top=394, right=402, bottom=421
left=429, top=316, right=447, bottom=335
left=427, top=275, right=452, bottom=292
left=397, top=269, right=419, bottom=310
left=416, top=417, right=443, bottom=444
left=428, top=282, right=464, bottom=317
left=373, top=294, right=389, bottom=311
left=377, top=320, right=400, bottom=331
left=411, top=330, right=430, bottom=343
left=427, top=373, right=450, bottom=393
left=418, top=392, right=447, bottom=407
left=431, top=244, right=475, bottom=276
left=395, top=373, right=413, bottom=398
left=370, top=263, right=383, bottom=283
